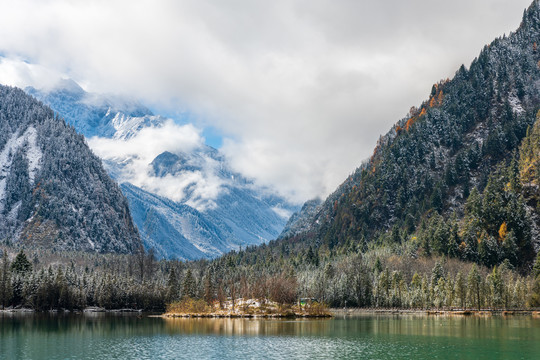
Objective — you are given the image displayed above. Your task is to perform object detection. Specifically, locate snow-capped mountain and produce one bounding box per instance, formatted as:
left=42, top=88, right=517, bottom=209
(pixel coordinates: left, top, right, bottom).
left=26, top=79, right=166, bottom=140
left=0, top=85, right=141, bottom=253
left=27, top=81, right=299, bottom=259
left=120, top=182, right=229, bottom=260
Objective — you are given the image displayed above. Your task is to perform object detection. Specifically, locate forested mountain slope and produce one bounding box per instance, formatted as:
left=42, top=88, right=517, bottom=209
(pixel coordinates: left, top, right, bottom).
left=0, top=85, right=141, bottom=253
left=281, top=0, right=540, bottom=270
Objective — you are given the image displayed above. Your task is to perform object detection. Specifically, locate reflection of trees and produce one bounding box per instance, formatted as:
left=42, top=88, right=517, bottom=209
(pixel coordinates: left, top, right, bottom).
left=163, top=318, right=333, bottom=337
left=0, top=313, right=163, bottom=337
left=1, top=314, right=537, bottom=342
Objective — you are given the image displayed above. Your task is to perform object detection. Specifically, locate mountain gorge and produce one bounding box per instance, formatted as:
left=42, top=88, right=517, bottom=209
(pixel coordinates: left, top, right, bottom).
left=27, top=82, right=298, bottom=259
left=0, top=85, right=141, bottom=253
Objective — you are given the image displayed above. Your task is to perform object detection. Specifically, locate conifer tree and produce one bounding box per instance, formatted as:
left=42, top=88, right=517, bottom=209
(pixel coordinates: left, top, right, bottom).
left=166, top=268, right=179, bottom=302
left=0, top=251, right=12, bottom=309
left=454, top=272, right=466, bottom=309
left=467, top=265, right=482, bottom=310
left=11, top=250, right=32, bottom=275
left=182, top=269, right=197, bottom=299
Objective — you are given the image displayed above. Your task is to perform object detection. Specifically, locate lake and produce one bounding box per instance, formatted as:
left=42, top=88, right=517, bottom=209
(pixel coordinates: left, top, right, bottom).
left=1, top=313, right=539, bottom=359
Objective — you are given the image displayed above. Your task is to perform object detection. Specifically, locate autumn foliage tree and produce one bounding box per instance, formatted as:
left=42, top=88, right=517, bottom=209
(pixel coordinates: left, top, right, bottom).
left=268, top=273, right=298, bottom=304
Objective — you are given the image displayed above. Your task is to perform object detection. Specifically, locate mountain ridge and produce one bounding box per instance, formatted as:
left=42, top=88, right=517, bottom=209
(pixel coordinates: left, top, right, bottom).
left=0, top=85, right=142, bottom=253
left=277, top=0, right=540, bottom=270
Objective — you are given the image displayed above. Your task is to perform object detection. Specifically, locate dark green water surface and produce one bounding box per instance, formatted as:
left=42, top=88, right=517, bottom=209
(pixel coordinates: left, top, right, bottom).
left=1, top=313, right=539, bottom=359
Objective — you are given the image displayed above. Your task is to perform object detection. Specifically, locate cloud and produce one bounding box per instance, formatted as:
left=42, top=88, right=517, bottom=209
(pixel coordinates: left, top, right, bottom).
left=0, top=0, right=533, bottom=203
left=0, top=57, right=65, bottom=90
left=88, top=120, right=227, bottom=210
left=89, top=120, right=202, bottom=162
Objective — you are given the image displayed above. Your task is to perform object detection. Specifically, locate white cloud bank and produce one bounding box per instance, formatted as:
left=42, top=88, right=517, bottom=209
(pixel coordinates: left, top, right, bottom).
left=88, top=120, right=226, bottom=210
left=0, top=0, right=533, bottom=203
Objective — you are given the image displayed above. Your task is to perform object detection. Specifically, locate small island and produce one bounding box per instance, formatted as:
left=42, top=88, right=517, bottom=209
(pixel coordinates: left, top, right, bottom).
left=162, top=297, right=331, bottom=318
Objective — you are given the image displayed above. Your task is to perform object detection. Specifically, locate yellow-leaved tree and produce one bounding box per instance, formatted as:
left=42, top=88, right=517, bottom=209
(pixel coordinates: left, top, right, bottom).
left=519, top=110, right=540, bottom=185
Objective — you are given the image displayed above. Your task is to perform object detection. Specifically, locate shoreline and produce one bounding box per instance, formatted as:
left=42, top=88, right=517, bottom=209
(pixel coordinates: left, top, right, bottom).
left=330, top=308, right=540, bottom=317
left=159, top=312, right=332, bottom=319
left=3, top=307, right=539, bottom=318
left=0, top=307, right=146, bottom=314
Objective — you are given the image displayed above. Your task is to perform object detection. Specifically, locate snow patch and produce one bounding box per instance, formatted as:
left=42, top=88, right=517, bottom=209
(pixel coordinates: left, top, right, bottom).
left=508, top=94, right=524, bottom=114
left=0, top=127, right=42, bottom=212
left=24, top=127, right=42, bottom=183
left=110, top=112, right=166, bottom=140
left=87, top=237, right=96, bottom=250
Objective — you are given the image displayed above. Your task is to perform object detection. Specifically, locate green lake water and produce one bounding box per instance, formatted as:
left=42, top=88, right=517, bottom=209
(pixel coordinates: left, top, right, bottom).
left=1, top=313, right=539, bottom=359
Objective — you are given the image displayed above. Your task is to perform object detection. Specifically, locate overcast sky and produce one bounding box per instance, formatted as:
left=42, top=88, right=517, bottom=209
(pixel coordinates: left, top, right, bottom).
left=0, top=0, right=533, bottom=203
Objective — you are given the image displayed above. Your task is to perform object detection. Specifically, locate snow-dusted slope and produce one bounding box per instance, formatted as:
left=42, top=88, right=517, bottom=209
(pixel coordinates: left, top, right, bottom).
left=0, top=85, right=141, bottom=253
left=26, top=79, right=165, bottom=140
left=27, top=81, right=299, bottom=260
left=0, top=127, right=42, bottom=213
left=278, top=198, right=322, bottom=240
left=120, top=183, right=228, bottom=259
left=285, top=0, right=540, bottom=254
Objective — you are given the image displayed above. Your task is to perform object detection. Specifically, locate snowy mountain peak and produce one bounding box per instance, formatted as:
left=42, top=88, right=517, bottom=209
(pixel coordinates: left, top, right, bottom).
left=52, top=78, right=85, bottom=96
left=26, top=80, right=162, bottom=140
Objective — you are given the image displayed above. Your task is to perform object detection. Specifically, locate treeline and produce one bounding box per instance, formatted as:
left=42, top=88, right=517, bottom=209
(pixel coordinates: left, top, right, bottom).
left=1, top=243, right=539, bottom=312
left=213, top=245, right=540, bottom=309
left=0, top=249, right=167, bottom=311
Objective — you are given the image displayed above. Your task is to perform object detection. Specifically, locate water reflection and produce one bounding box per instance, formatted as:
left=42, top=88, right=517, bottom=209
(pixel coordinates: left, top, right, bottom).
left=161, top=314, right=540, bottom=341
left=163, top=317, right=335, bottom=336
left=1, top=313, right=539, bottom=359
left=0, top=313, right=164, bottom=337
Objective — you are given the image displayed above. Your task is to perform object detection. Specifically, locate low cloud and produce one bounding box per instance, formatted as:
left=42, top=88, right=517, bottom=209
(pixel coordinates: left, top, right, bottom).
left=88, top=121, right=226, bottom=210
left=0, top=0, right=533, bottom=203
left=89, top=120, right=202, bottom=162
left=0, top=57, right=65, bottom=90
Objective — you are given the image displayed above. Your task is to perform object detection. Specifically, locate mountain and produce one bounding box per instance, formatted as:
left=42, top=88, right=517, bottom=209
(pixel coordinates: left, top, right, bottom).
left=281, top=0, right=540, bottom=269
left=0, top=85, right=141, bottom=253
left=278, top=198, right=322, bottom=239
left=119, top=143, right=297, bottom=260
left=26, top=79, right=165, bottom=140
left=119, top=183, right=228, bottom=259
left=26, top=82, right=298, bottom=259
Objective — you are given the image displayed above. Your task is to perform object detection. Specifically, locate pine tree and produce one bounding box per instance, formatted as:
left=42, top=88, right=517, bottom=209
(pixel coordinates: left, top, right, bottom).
left=431, top=261, right=444, bottom=285
left=487, top=266, right=504, bottom=308
left=533, top=251, right=540, bottom=279
left=0, top=251, right=13, bottom=309
left=182, top=269, right=197, bottom=299
left=166, top=268, right=179, bottom=302
left=467, top=265, right=482, bottom=310
left=409, top=272, right=422, bottom=308
left=11, top=250, right=32, bottom=275
left=454, top=272, right=466, bottom=309
left=447, top=221, right=460, bottom=258
left=203, top=268, right=215, bottom=304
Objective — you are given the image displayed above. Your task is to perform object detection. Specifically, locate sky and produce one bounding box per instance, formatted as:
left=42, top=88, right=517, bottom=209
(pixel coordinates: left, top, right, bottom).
left=0, top=0, right=534, bottom=204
